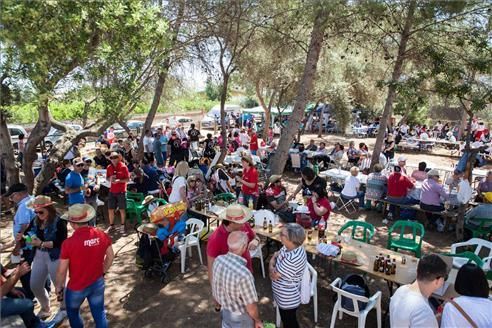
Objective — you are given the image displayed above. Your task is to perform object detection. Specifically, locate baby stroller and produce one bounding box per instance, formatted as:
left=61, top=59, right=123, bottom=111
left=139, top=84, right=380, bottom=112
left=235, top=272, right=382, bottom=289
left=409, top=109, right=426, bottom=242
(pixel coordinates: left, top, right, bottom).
left=135, top=202, right=187, bottom=283
left=136, top=224, right=180, bottom=283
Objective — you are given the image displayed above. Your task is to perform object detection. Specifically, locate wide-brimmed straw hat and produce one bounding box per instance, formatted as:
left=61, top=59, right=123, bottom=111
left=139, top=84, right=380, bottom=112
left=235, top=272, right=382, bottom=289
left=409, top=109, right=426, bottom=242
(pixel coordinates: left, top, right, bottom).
left=340, top=251, right=363, bottom=266
left=27, top=195, right=55, bottom=209
left=142, top=195, right=155, bottom=206
left=218, top=204, right=252, bottom=224
left=61, top=204, right=96, bottom=223
left=241, top=153, right=254, bottom=166
left=269, top=175, right=282, bottom=184
left=136, top=223, right=158, bottom=235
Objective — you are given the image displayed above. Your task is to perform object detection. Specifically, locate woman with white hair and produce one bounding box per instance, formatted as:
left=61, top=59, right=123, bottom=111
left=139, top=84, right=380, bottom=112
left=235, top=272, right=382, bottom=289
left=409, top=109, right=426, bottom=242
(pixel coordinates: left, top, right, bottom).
left=169, top=161, right=189, bottom=205
left=269, top=223, right=307, bottom=328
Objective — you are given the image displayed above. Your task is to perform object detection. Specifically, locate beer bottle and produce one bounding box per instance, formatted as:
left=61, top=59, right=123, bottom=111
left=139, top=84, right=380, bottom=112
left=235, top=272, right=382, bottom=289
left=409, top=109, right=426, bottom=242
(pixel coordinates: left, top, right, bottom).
left=268, top=220, right=273, bottom=233
left=263, top=217, right=267, bottom=230
left=379, top=258, right=385, bottom=273
left=373, top=256, right=379, bottom=271
left=391, top=259, right=396, bottom=275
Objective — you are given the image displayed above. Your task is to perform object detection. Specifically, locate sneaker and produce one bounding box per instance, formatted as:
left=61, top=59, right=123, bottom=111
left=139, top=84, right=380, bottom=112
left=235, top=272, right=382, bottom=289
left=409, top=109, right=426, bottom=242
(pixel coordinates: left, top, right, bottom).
left=105, top=225, right=114, bottom=233
left=119, top=225, right=125, bottom=234
left=51, top=310, right=67, bottom=324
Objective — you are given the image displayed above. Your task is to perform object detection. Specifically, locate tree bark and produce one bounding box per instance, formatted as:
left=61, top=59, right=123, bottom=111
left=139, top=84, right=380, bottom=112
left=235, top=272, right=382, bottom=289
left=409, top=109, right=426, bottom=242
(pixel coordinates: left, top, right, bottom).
left=0, top=110, right=19, bottom=186
left=23, top=97, right=51, bottom=192
left=256, top=81, right=273, bottom=141
left=370, top=0, right=417, bottom=170
left=217, top=73, right=230, bottom=164
left=269, top=9, right=328, bottom=175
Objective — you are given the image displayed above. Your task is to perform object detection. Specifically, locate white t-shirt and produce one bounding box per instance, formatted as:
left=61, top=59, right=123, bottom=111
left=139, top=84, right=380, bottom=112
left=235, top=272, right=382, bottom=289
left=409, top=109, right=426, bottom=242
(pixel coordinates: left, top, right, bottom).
left=341, top=176, right=360, bottom=198
left=169, top=176, right=187, bottom=203
left=143, top=136, right=154, bottom=153
left=390, top=285, right=438, bottom=328
left=441, top=296, right=492, bottom=328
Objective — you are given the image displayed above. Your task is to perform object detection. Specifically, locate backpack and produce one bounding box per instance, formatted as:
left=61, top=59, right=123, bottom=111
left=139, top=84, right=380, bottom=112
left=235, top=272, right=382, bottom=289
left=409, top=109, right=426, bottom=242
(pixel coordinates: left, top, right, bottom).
left=335, top=274, right=370, bottom=311
left=299, top=265, right=311, bottom=304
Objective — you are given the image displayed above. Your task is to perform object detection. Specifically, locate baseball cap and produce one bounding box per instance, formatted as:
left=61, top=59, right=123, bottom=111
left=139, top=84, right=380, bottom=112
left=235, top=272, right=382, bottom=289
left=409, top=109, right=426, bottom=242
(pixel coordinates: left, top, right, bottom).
left=73, top=157, right=84, bottom=166
left=4, top=183, right=28, bottom=197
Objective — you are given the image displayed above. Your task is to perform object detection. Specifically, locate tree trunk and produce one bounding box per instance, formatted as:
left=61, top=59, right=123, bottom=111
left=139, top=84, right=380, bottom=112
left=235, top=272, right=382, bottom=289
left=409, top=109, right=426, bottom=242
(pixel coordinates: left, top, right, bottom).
left=269, top=9, right=328, bottom=175
left=23, top=98, right=51, bottom=192
left=370, top=0, right=416, bottom=169
left=458, top=106, right=468, bottom=141
left=217, top=73, right=230, bottom=164
left=256, top=81, right=272, bottom=141
left=0, top=110, right=19, bottom=186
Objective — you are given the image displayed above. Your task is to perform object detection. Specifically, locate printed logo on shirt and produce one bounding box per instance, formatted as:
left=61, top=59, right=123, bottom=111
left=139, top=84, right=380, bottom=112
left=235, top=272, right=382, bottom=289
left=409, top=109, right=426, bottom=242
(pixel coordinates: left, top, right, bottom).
left=84, top=238, right=100, bottom=247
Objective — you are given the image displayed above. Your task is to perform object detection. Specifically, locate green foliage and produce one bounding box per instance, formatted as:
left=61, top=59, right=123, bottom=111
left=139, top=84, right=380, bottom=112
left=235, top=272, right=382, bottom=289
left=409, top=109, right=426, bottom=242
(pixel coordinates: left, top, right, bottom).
left=327, top=85, right=352, bottom=132
left=240, top=96, right=258, bottom=108
left=205, top=78, right=222, bottom=101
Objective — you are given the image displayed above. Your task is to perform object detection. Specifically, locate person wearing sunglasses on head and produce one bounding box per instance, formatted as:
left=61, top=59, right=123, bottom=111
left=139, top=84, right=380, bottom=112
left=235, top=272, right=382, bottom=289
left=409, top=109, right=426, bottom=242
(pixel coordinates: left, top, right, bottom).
left=18, top=196, right=68, bottom=322
left=65, top=158, right=86, bottom=206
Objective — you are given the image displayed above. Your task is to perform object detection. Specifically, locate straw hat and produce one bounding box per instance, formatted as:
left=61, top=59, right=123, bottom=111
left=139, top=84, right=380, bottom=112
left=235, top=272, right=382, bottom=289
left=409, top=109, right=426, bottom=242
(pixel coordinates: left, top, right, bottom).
left=136, top=223, right=158, bottom=235
left=241, top=153, right=255, bottom=166
left=269, top=175, right=282, bottom=184
left=61, top=204, right=96, bottom=223
left=218, top=204, right=252, bottom=224
left=340, top=250, right=363, bottom=266
left=27, top=195, right=55, bottom=209
left=142, top=195, right=155, bottom=206
left=483, top=192, right=492, bottom=203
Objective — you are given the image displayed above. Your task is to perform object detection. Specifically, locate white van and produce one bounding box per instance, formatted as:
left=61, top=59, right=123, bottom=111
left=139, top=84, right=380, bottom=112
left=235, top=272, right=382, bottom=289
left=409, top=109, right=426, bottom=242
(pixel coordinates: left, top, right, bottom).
left=201, top=104, right=242, bottom=128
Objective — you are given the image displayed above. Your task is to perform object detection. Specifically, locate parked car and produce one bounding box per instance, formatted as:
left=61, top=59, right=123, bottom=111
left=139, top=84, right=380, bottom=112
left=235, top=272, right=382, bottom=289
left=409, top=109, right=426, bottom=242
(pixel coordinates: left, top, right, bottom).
left=111, top=120, right=145, bottom=138
left=8, top=124, right=28, bottom=150
left=45, top=124, right=83, bottom=148
left=201, top=104, right=242, bottom=129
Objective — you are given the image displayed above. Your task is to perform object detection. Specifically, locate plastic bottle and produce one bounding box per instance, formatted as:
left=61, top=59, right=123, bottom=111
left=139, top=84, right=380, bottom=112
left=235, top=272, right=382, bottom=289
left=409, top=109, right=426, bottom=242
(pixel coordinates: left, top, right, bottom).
left=248, top=198, right=254, bottom=210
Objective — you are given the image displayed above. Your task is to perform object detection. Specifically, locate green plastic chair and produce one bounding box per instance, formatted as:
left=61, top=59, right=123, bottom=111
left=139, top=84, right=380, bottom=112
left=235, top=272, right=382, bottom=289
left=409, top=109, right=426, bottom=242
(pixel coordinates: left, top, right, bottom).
left=387, top=220, right=425, bottom=258
left=464, top=217, right=492, bottom=239
left=126, top=191, right=145, bottom=203
left=126, top=198, right=145, bottom=224
left=337, top=220, right=375, bottom=243
left=214, top=192, right=236, bottom=203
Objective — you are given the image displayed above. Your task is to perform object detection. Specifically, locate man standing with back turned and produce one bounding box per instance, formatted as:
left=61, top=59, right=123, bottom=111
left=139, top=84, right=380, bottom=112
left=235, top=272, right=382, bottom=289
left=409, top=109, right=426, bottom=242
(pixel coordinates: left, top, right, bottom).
left=212, top=231, right=263, bottom=328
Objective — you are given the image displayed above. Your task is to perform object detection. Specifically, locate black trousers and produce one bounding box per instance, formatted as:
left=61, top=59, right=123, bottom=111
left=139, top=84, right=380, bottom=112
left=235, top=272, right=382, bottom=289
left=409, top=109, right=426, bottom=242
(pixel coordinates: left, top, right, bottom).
left=279, top=307, right=299, bottom=328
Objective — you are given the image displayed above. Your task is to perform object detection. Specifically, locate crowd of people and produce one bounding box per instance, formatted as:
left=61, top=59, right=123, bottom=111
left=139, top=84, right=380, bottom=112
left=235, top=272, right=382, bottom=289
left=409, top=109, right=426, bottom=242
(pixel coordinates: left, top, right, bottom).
left=1, top=113, right=491, bottom=328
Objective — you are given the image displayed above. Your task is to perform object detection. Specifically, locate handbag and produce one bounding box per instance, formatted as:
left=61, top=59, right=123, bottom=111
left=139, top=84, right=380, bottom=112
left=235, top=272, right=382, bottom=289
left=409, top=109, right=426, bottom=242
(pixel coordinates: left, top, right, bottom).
left=449, top=299, right=478, bottom=328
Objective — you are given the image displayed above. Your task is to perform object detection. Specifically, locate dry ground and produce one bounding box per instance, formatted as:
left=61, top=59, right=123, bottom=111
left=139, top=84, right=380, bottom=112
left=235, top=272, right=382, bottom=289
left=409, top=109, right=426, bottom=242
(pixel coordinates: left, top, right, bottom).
left=1, top=133, right=490, bottom=328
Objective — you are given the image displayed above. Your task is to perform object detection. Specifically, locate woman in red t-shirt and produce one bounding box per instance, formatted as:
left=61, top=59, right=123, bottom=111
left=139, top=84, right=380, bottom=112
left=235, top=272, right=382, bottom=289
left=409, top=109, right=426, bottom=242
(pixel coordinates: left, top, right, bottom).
left=236, top=154, right=259, bottom=208
left=249, top=130, right=258, bottom=155
left=306, top=186, right=331, bottom=226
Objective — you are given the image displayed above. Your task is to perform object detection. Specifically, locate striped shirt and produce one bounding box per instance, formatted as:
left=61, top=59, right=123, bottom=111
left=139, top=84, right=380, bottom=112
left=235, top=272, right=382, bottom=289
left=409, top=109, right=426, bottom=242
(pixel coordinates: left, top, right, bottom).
left=272, top=246, right=307, bottom=309
left=212, top=252, right=258, bottom=314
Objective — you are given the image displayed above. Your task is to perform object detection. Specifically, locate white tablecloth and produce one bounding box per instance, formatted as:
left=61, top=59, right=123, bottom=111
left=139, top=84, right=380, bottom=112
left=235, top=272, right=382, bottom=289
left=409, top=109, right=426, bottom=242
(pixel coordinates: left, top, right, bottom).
left=319, top=168, right=368, bottom=184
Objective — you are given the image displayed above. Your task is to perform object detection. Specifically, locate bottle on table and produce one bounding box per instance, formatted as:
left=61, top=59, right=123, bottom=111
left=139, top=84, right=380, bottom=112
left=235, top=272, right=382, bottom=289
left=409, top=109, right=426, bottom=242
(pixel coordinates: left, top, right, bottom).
left=391, top=259, right=396, bottom=275
left=379, top=254, right=385, bottom=273
left=268, top=220, right=273, bottom=233
left=263, top=217, right=267, bottom=230
left=317, top=218, right=326, bottom=239
left=385, top=258, right=392, bottom=275
left=373, top=256, right=379, bottom=271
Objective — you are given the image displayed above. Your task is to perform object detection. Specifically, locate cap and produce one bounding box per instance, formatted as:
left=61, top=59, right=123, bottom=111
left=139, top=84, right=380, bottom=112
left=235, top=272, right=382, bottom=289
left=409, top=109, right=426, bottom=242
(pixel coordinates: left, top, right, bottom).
left=427, top=169, right=440, bottom=177
left=73, top=157, right=84, bottom=166
left=4, top=183, right=28, bottom=197
left=397, top=156, right=406, bottom=162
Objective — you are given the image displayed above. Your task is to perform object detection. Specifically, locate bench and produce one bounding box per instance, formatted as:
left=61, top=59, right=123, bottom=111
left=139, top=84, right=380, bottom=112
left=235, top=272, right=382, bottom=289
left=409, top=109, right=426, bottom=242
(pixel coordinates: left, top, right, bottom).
left=379, top=198, right=460, bottom=229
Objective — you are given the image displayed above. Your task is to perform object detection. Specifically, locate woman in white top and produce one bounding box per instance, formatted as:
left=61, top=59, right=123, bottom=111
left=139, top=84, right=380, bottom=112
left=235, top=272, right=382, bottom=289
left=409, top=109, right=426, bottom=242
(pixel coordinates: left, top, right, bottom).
left=441, top=263, right=492, bottom=328
left=341, top=166, right=366, bottom=208
left=269, top=223, right=307, bottom=328
left=168, top=161, right=189, bottom=205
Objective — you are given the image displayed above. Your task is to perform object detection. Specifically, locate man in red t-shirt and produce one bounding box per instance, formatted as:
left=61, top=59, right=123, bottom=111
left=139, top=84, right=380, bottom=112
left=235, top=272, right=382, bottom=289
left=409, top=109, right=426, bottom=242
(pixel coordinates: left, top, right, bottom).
left=249, top=130, right=258, bottom=155
left=386, top=166, right=416, bottom=218
left=56, top=204, right=114, bottom=328
left=106, top=152, right=130, bottom=233
left=207, top=204, right=259, bottom=290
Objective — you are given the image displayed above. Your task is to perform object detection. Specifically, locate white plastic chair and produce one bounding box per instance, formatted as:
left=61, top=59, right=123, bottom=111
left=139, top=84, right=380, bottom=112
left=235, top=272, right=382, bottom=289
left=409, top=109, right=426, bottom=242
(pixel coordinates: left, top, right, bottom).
left=275, top=263, right=318, bottom=326
left=330, top=277, right=381, bottom=328
left=248, top=210, right=275, bottom=279
left=178, top=218, right=204, bottom=273
left=450, top=238, right=492, bottom=271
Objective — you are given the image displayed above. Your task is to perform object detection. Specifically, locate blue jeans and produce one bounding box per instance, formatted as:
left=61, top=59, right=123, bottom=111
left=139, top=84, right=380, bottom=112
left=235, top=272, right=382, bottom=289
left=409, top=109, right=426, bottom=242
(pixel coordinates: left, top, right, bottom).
left=386, top=196, right=414, bottom=215
left=221, top=308, right=253, bottom=328
left=65, top=277, right=107, bottom=328
left=1, top=297, right=41, bottom=327
left=240, top=193, right=257, bottom=209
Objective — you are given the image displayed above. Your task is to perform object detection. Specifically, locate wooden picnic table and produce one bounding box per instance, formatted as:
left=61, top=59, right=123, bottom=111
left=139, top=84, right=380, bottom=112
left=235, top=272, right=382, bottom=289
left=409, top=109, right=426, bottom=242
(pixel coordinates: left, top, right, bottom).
left=254, top=225, right=491, bottom=300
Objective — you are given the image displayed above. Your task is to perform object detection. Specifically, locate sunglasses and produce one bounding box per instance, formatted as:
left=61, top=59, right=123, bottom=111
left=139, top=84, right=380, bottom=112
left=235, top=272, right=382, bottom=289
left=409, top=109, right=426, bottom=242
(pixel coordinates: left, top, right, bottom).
left=34, top=210, right=47, bottom=215
left=110, top=156, right=119, bottom=160
left=76, top=163, right=84, bottom=167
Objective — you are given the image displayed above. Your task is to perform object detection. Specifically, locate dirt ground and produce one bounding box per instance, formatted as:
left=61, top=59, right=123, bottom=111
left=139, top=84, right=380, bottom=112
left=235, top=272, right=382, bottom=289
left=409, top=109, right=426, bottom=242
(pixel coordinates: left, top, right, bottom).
left=1, top=133, right=490, bottom=328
